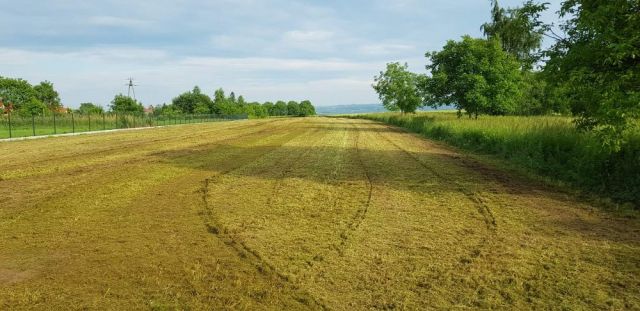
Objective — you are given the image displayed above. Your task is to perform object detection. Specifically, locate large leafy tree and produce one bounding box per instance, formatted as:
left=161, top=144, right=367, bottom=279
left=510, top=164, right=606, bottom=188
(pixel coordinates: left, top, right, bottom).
left=286, top=101, right=300, bottom=116
left=481, top=0, right=550, bottom=69
left=0, top=76, right=35, bottom=110
left=172, top=86, right=213, bottom=114
left=33, top=81, right=61, bottom=111
left=423, top=36, right=523, bottom=118
left=273, top=101, right=288, bottom=116
left=262, top=101, right=274, bottom=115
left=110, top=94, right=143, bottom=113
left=544, top=0, right=640, bottom=150
left=299, top=100, right=316, bottom=116
left=372, top=62, right=423, bottom=114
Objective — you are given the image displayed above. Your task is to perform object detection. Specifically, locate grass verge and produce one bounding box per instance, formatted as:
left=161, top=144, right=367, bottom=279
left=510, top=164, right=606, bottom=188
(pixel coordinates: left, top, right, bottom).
left=349, top=112, right=640, bottom=207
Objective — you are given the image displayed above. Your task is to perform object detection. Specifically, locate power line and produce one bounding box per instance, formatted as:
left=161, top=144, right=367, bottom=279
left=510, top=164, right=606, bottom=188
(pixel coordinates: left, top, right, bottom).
left=126, top=78, right=138, bottom=100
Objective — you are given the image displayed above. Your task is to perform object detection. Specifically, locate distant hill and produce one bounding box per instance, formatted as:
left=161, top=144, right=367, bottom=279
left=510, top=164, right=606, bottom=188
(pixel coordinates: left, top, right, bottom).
left=316, top=104, right=386, bottom=115
left=315, top=104, right=455, bottom=115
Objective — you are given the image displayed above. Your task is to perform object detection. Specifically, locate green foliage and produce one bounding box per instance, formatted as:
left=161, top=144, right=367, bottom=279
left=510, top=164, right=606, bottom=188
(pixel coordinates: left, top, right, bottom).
left=372, top=62, right=423, bottom=114
left=246, top=102, right=268, bottom=118
left=172, top=86, right=214, bottom=114
left=160, top=88, right=316, bottom=118
left=33, top=81, right=61, bottom=111
left=286, top=101, right=300, bottom=116
left=19, top=98, right=48, bottom=116
left=194, top=102, right=210, bottom=114
left=273, top=101, right=288, bottom=116
left=355, top=112, right=640, bottom=206
left=424, top=36, right=523, bottom=118
left=154, top=104, right=180, bottom=117
left=110, top=94, right=143, bottom=113
left=481, top=0, right=550, bottom=69
left=262, top=101, right=274, bottom=115
left=77, top=102, right=104, bottom=115
left=544, top=0, right=640, bottom=150
left=0, top=76, right=36, bottom=110
left=299, top=100, right=316, bottom=116
left=212, top=88, right=226, bottom=115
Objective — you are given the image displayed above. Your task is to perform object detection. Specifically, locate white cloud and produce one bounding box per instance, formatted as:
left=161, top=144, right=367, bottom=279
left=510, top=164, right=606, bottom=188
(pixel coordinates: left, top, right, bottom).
left=283, top=30, right=334, bottom=42
left=0, top=47, right=386, bottom=106
left=178, top=56, right=373, bottom=72
left=359, top=44, right=415, bottom=55
left=87, top=16, right=152, bottom=28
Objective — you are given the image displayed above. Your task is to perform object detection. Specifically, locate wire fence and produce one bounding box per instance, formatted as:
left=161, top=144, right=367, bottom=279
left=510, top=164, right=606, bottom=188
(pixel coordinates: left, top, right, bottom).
left=0, top=112, right=248, bottom=139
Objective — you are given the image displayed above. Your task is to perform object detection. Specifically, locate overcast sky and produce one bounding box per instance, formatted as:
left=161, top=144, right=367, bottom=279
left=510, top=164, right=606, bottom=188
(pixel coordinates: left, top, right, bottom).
left=0, top=0, right=561, bottom=107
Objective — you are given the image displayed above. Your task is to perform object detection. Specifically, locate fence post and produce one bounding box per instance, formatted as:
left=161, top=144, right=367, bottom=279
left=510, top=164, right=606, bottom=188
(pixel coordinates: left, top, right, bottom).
left=88, top=114, right=91, bottom=131
left=8, top=111, right=12, bottom=138
left=103, top=113, right=106, bottom=130
left=53, top=113, right=57, bottom=134
left=133, top=114, right=136, bottom=128
left=72, top=113, right=75, bottom=133
left=31, top=114, right=36, bottom=136
left=115, top=113, right=118, bottom=129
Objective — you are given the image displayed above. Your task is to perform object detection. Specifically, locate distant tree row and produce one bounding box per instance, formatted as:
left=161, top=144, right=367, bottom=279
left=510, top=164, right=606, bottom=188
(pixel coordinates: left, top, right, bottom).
left=0, top=79, right=316, bottom=119
left=373, top=0, right=639, bottom=150
left=154, top=86, right=315, bottom=118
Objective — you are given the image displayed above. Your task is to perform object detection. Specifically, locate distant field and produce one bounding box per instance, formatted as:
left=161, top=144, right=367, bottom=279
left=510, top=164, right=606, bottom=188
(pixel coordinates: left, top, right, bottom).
left=1, top=117, right=638, bottom=309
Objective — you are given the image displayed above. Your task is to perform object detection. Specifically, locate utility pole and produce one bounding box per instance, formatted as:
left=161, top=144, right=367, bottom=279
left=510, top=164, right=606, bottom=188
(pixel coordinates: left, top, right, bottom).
left=126, top=78, right=138, bottom=100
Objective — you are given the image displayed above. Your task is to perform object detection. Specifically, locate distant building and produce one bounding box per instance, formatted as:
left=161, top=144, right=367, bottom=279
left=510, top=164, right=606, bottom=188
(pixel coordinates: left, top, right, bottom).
left=144, top=105, right=155, bottom=115
left=0, top=100, right=14, bottom=114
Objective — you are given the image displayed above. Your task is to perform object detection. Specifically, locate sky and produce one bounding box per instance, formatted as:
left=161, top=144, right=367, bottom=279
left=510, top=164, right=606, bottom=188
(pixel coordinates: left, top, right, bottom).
left=0, top=0, right=562, bottom=108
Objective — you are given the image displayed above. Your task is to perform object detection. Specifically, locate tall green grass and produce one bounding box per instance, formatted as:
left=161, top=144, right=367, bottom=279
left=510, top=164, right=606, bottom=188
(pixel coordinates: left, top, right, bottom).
left=353, top=112, right=640, bottom=206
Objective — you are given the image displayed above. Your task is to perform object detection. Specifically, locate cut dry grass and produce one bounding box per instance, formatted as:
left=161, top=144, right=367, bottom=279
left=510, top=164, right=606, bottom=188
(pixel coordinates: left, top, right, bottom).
left=0, top=117, right=638, bottom=309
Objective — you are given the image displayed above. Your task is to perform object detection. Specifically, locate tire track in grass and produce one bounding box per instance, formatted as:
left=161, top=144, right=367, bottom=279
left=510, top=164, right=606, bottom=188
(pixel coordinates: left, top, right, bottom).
left=333, top=119, right=373, bottom=255
left=367, top=122, right=497, bottom=271
left=374, top=125, right=497, bottom=231
left=197, top=123, right=329, bottom=310
left=0, top=120, right=301, bottom=218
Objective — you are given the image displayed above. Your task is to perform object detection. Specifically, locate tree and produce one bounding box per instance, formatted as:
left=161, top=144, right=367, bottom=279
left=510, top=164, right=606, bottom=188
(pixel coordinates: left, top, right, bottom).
left=110, top=94, right=143, bottom=113
left=423, top=36, right=523, bottom=118
left=212, top=88, right=226, bottom=115
left=246, top=102, right=268, bottom=118
left=194, top=102, right=210, bottom=114
left=19, top=98, right=47, bottom=116
left=544, top=0, right=640, bottom=150
left=33, top=81, right=61, bottom=111
left=0, top=76, right=35, bottom=111
left=237, top=95, right=246, bottom=107
left=172, top=86, right=213, bottom=114
left=262, top=101, right=274, bottom=116
left=77, top=102, right=104, bottom=115
left=155, top=103, right=180, bottom=117
left=372, top=62, right=423, bottom=114
left=286, top=101, right=300, bottom=116
left=299, top=100, right=316, bottom=116
left=273, top=101, right=288, bottom=116
left=481, top=0, right=550, bottom=69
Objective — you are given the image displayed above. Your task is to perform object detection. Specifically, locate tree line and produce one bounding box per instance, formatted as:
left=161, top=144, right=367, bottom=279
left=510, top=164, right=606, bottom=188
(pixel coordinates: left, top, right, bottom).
left=373, top=0, right=639, bottom=150
left=0, top=78, right=316, bottom=119
left=156, top=86, right=316, bottom=118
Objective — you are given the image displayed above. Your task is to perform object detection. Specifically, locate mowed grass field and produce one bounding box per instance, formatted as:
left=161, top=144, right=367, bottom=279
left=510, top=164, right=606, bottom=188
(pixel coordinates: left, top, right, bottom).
left=1, top=117, right=639, bottom=310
